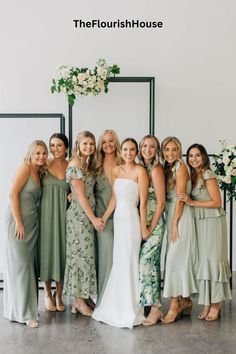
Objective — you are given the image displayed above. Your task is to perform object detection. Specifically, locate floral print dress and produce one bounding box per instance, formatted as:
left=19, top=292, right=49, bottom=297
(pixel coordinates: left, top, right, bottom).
left=63, top=166, right=97, bottom=299
left=139, top=164, right=165, bottom=307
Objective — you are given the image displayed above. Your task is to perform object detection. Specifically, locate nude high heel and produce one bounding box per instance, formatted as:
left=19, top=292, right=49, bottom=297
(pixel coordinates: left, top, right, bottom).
left=180, top=298, right=193, bottom=316
left=161, top=299, right=182, bottom=324
left=143, top=305, right=164, bottom=326
left=71, top=300, right=93, bottom=316
left=53, top=291, right=65, bottom=312
left=205, top=303, right=221, bottom=322
left=197, top=306, right=210, bottom=320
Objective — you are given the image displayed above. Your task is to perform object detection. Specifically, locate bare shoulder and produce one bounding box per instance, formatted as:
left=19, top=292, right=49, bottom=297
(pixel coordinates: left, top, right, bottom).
left=15, top=163, right=31, bottom=178
left=136, top=164, right=146, bottom=175
left=10, top=163, right=31, bottom=192
left=68, top=157, right=80, bottom=168
left=150, top=164, right=164, bottom=177
left=177, top=161, right=189, bottom=176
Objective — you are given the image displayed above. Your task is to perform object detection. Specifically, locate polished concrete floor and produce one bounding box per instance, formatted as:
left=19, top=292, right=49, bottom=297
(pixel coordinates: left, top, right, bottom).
left=0, top=279, right=235, bottom=354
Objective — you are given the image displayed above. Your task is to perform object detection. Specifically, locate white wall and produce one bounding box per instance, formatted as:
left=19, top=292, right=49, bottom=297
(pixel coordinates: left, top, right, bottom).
left=0, top=0, right=235, bottom=271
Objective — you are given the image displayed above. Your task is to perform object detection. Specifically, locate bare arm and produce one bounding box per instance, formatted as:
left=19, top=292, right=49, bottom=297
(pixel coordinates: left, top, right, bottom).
left=71, top=178, right=104, bottom=231
left=102, top=168, right=117, bottom=224
left=179, top=178, right=222, bottom=208
left=171, top=163, right=189, bottom=243
left=9, top=164, right=31, bottom=240
left=138, top=166, right=149, bottom=239
left=148, top=165, right=166, bottom=235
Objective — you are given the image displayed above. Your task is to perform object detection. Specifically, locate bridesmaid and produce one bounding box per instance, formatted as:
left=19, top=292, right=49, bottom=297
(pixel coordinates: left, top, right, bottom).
left=160, top=136, right=198, bottom=324
left=4, top=140, right=48, bottom=328
left=95, top=129, right=121, bottom=306
left=63, top=131, right=104, bottom=316
left=137, top=135, right=166, bottom=326
left=40, top=133, right=70, bottom=312
left=179, top=143, right=231, bottom=321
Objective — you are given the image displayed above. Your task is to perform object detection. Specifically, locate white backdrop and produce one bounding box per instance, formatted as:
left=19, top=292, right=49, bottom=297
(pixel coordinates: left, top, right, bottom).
left=0, top=0, right=235, bottom=272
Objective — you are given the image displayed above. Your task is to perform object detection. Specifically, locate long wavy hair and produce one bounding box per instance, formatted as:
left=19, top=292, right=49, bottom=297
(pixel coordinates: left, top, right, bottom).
left=186, top=143, right=211, bottom=186
left=72, top=131, right=97, bottom=175
left=24, top=140, right=48, bottom=177
left=96, top=130, right=122, bottom=174
left=161, top=136, right=183, bottom=191
left=137, top=134, right=160, bottom=168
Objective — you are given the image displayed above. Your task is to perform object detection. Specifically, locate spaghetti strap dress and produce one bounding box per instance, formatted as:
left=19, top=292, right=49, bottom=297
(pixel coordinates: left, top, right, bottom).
left=4, top=176, right=41, bottom=323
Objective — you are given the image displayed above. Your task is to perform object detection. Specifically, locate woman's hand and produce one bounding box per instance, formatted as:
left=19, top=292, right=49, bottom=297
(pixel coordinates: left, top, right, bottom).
left=92, top=217, right=105, bottom=232
left=141, top=227, right=150, bottom=241
left=67, top=192, right=72, bottom=203
left=171, top=223, right=179, bottom=243
left=14, top=221, right=25, bottom=240
left=178, top=192, right=192, bottom=205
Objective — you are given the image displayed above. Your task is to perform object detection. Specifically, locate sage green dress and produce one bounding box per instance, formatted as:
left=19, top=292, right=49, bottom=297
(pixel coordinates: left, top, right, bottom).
left=95, top=173, right=114, bottom=306
left=139, top=164, right=165, bottom=307
left=191, top=169, right=231, bottom=305
left=4, top=176, right=41, bottom=323
left=63, top=166, right=97, bottom=299
left=163, top=166, right=198, bottom=298
left=39, top=172, right=70, bottom=282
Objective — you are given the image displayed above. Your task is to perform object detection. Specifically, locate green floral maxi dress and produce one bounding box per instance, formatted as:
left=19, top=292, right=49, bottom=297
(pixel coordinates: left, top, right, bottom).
left=63, top=167, right=97, bottom=299
left=139, top=165, right=165, bottom=307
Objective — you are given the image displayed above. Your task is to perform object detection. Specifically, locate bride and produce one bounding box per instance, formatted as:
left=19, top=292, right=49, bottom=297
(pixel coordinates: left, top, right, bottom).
left=92, top=138, right=149, bottom=328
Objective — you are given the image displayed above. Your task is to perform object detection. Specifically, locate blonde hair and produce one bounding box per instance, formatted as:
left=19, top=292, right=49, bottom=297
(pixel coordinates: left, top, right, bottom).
left=137, top=135, right=160, bottom=168
left=161, top=136, right=183, bottom=191
left=96, top=130, right=122, bottom=174
left=72, top=131, right=97, bottom=175
left=24, top=140, right=48, bottom=177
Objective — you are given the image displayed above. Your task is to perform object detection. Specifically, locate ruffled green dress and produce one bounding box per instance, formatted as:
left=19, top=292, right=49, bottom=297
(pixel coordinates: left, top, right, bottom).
left=139, top=164, right=165, bottom=306
left=95, top=173, right=113, bottom=306
left=4, top=176, right=41, bottom=323
left=39, top=172, right=70, bottom=282
left=63, top=166, right=97, bottom=299
left=191, top=169, right=231, bottom=305
left=163, top=165, right=198, bottom=298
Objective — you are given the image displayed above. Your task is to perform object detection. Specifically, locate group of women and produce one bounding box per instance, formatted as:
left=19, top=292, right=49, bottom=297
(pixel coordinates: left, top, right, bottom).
left=3, top=130, right=231, bottom=329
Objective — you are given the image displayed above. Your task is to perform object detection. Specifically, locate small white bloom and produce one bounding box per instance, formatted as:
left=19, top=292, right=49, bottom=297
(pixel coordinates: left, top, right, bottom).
left=77, top=73, right=86, bottom=82
left=223, top=155, right=230, bottom=166
left=222, top=175, right=231, bottom=184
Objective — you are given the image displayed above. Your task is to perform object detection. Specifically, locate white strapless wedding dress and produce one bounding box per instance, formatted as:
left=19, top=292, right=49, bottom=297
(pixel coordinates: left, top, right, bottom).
left=92, top=178, right=144, bottom=328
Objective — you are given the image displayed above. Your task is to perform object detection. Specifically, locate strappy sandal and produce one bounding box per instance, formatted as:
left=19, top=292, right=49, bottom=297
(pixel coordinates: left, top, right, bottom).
left=44, top=295, right=57, bottom=312
left=53, top=292, right=65, bottom=312
left=72, top=300, right=93, bottom=316
left=180, top=298, right=193, bottom=316
left=143, top=305, right=164, bottom=326
left=26, top=320, right=39, bottom=328
left=197, top=306, right=210, bottom=320
left=205, top=304, right=221, bottom=322
left=161, top=300, right=182, bottom=324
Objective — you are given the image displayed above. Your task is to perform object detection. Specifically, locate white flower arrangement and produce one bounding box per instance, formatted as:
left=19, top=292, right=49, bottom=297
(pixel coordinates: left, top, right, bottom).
left=213, top=139, right=236, bottom=200
left=51, top=59, right=120, bottom=106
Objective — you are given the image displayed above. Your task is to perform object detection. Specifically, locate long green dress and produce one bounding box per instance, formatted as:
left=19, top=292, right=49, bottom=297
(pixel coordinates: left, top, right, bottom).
left=95, top=173, right=113, bottom=306
left=39, top=172, right=70, bottom=282
left=139, top=164, right=165, bottom=307
left=163, top=164, right=198, bottom=298
left=63, top=166, right=97, bottom=299
left=4, top=176, right=41, bottom=323
left=191, top=169, right=231, bottom=305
